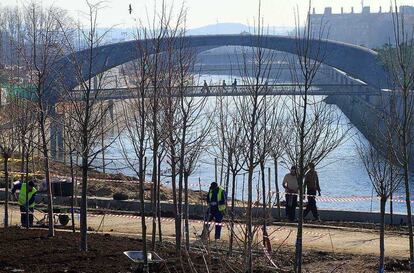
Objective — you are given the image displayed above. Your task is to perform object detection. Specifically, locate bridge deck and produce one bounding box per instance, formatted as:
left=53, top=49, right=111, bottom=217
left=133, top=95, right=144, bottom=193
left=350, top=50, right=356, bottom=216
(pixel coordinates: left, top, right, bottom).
left=66, top=83, right=378, bottom=101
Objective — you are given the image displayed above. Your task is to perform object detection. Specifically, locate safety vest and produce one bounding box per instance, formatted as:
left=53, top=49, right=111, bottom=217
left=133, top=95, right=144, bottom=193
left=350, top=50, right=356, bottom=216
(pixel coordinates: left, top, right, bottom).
left=18, top=183, right=37, bottom=208
left=209, top=187, right=226, bottom=212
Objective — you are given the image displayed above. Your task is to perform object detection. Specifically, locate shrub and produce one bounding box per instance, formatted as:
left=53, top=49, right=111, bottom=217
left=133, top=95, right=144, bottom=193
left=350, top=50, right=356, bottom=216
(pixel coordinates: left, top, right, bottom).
left=113, top=192, right=129, bottom=201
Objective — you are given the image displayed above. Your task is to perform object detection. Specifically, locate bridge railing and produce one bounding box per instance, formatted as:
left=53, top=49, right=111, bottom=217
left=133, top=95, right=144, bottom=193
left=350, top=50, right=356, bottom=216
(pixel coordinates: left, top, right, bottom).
left=65, top=83, right=375, bottom=101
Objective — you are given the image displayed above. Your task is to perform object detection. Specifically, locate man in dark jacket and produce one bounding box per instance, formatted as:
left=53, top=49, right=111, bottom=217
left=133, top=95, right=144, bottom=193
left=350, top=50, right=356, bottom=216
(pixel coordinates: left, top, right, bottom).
left=304, top=163, right=321, bottom=221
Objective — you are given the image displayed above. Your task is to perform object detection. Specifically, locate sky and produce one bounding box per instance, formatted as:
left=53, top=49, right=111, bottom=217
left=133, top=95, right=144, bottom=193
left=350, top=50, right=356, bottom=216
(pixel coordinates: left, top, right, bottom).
left=1, top=0, right=414, bottom=28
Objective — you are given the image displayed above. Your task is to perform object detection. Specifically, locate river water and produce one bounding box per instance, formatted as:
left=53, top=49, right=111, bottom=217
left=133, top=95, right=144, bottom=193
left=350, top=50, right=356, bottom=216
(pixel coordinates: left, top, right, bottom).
left=101, top=74, right=409, bottom=214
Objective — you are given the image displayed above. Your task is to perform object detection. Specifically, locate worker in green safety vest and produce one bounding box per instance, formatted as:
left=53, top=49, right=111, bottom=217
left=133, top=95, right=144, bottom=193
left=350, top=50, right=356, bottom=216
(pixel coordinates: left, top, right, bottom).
left=12, top=180, right=37, bottom=227
left=203, top=182, right=227, bottom=240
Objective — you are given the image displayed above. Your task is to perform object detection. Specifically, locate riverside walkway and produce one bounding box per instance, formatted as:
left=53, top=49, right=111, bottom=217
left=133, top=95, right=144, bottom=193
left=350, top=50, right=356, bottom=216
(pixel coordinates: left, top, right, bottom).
left=0, top=204, right=409, bottom=259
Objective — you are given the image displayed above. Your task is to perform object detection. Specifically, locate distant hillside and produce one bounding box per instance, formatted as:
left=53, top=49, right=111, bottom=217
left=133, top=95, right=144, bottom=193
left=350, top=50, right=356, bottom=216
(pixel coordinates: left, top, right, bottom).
left=96, top=23, right=293, bottom=43
left=188, top=23, right=293, bottom=35
left=188, top=23, right=250, bottom=35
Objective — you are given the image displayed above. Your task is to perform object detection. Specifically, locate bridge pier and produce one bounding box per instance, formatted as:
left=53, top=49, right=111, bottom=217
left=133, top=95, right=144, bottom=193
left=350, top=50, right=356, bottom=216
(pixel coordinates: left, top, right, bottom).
left=50, top=107, right=65, bottom=161
left=109, top=99, right=114, bottom=122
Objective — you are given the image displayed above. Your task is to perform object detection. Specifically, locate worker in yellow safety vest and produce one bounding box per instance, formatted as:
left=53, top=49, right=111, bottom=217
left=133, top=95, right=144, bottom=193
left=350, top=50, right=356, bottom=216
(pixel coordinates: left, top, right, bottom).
left=12, top=180, right=37, bottom=227
left=203, top=182, right=227, bottom=240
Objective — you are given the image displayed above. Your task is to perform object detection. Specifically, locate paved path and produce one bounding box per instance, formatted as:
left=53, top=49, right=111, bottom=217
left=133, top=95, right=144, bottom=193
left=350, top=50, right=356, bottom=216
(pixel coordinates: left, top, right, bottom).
left=0, top=204, right=409, bottom=258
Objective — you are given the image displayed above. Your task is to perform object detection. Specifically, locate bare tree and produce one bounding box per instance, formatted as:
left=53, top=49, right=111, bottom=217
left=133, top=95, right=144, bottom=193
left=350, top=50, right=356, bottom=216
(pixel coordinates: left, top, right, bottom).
left=0, top=6, right=31, bottom=184
left=212, top=93, right=247, bottom=254
left=143, top=2, right=187, bottom=250
left=232, top=3, right=281, bottom=270
left=59, top=103, right=79, bottom=233
left=117, top=25, right=155, bottom=270
left=256, top=97, right=284, bottom=252
left=285, top=2, right=347, bottom=272
left=8, top=2, right=69, bottom=236
left=270, top=119, right=287, bottom=220
left=356, top=130, right=402, bottom=272
left=0, top=7, right=27, bottom=229
left=0, top=98, right=19, bottom=228
left=56, top=1, right=115, bottom=251
left=378, top=2, right=414, bottom=270
left=161, top=34, right=182, bottom=254
left=171, top=27, right=209, bottom=251
left=180, top=94, right=211, bottom=250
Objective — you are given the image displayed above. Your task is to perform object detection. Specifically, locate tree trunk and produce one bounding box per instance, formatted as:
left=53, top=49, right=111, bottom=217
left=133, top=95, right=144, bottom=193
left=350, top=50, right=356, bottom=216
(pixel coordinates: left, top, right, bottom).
left=390, top=191, right=393, bottom=226
left=379, top=196, right=386, bottom=273
left=220, top=151, right=225, bottom=186
left=260, top=161, right=270, bottom=251
left=170, top=144, right=180, bottom=254
left=101, top=119, right=105, bottom=174
left=80, top=152, right=88, bottom=251
left=151, top=144, right=158, bottom=250
left=25, top=145, right=30, bottom=182
left=294, top=76, right=309, bottom=273
left=184, top=172, right=190, bottom=249
left=274, top=159, right=281, bottom=219
left=70, top=152, right=76, bottom=233
left=229, top=172, right=237, bottom=255
left=268, top=168, right=271, bottom=207
left=214, top=158, right=217, bottom=183
left=157, top=154, right=162, bottom=242
left=225, top=153, right=231, bottom=194
left=402, top=93, right=414, bottom=273
left=246, top=164, right=254, bottom=273
left=177, top=114, right=188, bottom=253
left=295, top=172, right=304, bottom=273
left=245, top=95, right=258, bottom=273
left=140, top=157, right=148, bottom=271
left=25, top=147, right=30, bottom=229
left=390, top=168, right=394, bottom=225
left=20, top=139, right=24, bottom=182
left=4, top=157, right=9, bottom=228
left=403, top=160, right=413, bottom=273
left=40, top=116, right=54, bottom=237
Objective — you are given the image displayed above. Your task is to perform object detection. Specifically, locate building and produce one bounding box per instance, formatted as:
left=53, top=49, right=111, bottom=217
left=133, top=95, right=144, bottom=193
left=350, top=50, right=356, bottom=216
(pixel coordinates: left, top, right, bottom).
left=310, top=6, right=414, bottom=49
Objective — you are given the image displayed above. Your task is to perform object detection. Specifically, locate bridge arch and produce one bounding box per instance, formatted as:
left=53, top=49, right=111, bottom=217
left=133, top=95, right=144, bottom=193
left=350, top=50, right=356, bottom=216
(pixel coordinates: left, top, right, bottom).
left=50, top=34, right=388, bottom=103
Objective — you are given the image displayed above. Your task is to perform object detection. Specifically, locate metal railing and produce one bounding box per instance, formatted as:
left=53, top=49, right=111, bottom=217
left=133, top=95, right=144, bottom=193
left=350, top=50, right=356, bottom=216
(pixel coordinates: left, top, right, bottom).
left=65, top=83, right=378, bottom=101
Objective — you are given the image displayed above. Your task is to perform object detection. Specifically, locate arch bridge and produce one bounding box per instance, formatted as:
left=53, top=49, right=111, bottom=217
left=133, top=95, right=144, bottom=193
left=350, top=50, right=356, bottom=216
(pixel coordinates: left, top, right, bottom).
left=49, top=34, right=389, bottom=104
left=48, top=34, right=390, bottom=159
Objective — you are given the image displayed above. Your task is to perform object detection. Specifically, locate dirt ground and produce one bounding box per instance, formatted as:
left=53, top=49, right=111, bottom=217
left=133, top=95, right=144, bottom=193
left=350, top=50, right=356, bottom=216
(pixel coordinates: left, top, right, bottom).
left=86, top=178, right=206, bottom=203
left=0, top=227, right=410, bottom=273
left=0, top=204, right=411, bottom=272
left=0, top=157, right=207, bottom=204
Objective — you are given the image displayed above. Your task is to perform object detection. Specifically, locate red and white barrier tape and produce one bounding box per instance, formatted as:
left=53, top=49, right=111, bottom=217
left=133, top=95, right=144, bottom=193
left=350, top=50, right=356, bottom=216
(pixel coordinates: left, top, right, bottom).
left=47, top=173, right=414, bottom=204
left=42, top=211, right=329, bottom=238
left=277, top=191, right=413, bottom=204
left=51, top=174, right=140, bottom=184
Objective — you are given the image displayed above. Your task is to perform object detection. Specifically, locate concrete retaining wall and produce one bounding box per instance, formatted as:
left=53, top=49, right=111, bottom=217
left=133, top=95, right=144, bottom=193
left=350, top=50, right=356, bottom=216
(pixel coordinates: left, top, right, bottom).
left=0, top=190, right=408, bottom=225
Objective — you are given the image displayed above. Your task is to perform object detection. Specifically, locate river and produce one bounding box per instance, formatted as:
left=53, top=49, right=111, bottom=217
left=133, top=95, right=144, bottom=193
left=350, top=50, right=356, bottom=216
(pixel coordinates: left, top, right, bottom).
left=100, top=74, right=409, bottom=214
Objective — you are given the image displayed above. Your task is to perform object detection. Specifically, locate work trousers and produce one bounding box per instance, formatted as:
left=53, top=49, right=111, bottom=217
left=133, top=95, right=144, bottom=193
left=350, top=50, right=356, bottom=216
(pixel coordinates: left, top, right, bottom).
left=285, top=194, right=298, bottom=221
left=20, top=206, right=34, bottom=227
left=204, top=208, right=224, bottom=239
left=304, top=189, right=319, bottom=219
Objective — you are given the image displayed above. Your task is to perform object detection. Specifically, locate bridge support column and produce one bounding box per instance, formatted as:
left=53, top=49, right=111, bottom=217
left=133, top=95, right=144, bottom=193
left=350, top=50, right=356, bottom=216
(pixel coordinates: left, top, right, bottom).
left=50, top=107, right=65, bottom=162
left=57, top=118, right=64, bottom=161
left=109, top=99, right=114, bottom=122
left=50, top=132, right=57, bottom=160
left=93, top=76, right=98, bottom=89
